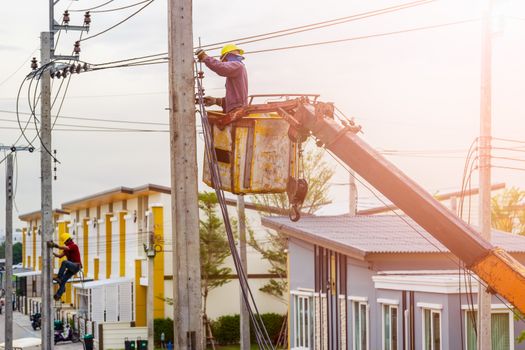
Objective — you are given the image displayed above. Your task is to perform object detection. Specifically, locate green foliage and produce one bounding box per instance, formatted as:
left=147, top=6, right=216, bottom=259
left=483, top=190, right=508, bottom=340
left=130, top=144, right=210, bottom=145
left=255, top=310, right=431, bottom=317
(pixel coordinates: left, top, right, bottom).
left=211, top=314, right=240, bottom=345
left=249, top=313, right=285, bottom=344
left=154, top=318, right=173, bottom=344
left=211, top=313, right=286, bottom=346
left=491, top=187, right=525, bottom=234
left=250, top=147, right=334, bottom=298
left=0, top=242, right=22, bottom=264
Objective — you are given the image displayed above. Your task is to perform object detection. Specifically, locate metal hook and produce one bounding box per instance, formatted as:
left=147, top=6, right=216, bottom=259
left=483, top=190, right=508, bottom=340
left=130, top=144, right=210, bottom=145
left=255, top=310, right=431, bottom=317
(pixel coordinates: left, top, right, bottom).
left=289, top=205, right=301, bottom=222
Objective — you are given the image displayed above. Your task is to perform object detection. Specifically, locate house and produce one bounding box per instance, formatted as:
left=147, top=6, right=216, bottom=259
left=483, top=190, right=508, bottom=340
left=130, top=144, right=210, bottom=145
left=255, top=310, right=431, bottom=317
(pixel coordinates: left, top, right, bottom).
left=19, top=184, right=284, bottom=327
left=262, top=214, right=525, bottom=350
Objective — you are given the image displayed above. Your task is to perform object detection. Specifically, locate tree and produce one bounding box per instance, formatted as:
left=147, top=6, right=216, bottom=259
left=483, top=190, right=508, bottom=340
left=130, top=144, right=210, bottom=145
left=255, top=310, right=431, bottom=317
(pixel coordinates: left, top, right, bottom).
left=198, top=192, right=234, bottom=320
left=249, top=147, right=335, bottom=299
left=491, top=187, right=525, bottom=235
left=0, top=242, right=22, bottom=264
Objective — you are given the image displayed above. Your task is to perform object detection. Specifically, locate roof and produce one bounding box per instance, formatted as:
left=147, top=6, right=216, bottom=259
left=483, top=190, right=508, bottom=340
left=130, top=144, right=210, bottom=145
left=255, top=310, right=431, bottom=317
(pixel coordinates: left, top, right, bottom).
left=357, top=182, right=506, bottom=215
left=72, top=277, right=132, bottom=289
left=262, top=214, right=525, bottom=257
left=61, top=184, right=171, bottom=211
left=18, top=209, right=70, bottom=222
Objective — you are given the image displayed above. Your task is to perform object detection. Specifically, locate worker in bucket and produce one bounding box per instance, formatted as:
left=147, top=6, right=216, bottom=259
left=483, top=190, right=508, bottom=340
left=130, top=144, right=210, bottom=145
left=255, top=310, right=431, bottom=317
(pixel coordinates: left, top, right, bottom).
left=51, top=233, right=82, bottom=301
left=195, top=43, right=248, bottom=113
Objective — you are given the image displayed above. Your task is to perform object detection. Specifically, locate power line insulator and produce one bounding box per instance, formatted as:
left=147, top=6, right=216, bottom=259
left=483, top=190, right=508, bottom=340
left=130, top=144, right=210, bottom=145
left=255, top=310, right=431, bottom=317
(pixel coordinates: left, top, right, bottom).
left=75, top=64, right=82, bottom=74
left=84, top=11, right=91, bottom=26
left=82, top=62, right=89, bottom=71
left=55, top=70, right=62, bottom=79
left=63, top=10, right=70, bottom=25
left=31, top=57, right=38, bottom=70
left=10, top=146, right=16, bottom=152
left=73, top=41, right=81, bottom=55
left=69, top=64, right=76, bottom=74
left=62, top=67, right=69, bottom=78
left=50, top=69, right=56, bottom=79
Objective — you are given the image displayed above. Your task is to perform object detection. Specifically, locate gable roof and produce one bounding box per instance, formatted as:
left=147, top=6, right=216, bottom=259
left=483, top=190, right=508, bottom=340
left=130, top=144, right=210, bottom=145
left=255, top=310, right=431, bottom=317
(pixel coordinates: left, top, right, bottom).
left=262, top=214, right=525, bottom=257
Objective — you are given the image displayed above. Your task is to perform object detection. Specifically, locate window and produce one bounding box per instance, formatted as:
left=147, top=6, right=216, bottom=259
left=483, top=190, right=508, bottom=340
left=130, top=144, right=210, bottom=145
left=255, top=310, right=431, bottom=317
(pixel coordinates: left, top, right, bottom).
left=422, top=309, right=441, bottom=350
left=465, top=310, right=512, bottom=350
left=353, top=301, right=369, bottom=350
left=382, top=304, right=398, bottom=350
left=292, top=293, right=314, bottom=349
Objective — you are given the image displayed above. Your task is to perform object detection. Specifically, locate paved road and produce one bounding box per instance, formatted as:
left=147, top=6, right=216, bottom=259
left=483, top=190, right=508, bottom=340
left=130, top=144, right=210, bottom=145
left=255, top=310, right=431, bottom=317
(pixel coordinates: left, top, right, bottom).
left=0, top=310, right=83, bottom=350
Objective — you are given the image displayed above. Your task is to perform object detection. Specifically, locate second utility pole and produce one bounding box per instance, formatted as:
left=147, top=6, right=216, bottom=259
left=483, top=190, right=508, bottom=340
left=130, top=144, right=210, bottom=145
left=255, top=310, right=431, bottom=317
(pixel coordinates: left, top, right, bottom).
left=4, top=153, right=13, bottom=350
left=478, top=0, right=493, bottom=349
left=167, top=0, right=202, bottom=349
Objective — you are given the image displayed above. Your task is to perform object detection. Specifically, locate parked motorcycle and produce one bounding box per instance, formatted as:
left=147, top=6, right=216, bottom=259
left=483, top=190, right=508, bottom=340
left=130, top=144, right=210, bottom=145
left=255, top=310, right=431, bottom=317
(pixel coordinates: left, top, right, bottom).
left=54, top=323, right=80, bottom=344
left=30, top=312, right=41, bottom=330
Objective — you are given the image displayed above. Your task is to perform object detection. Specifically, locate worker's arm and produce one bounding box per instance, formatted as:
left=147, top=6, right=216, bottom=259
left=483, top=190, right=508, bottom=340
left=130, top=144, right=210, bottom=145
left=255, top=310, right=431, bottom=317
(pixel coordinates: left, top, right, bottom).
left=202, top=57, right=243, bottom=78
left=53, top=242, right=70, bottom=251
left=53, top=252, right=65, bottom=258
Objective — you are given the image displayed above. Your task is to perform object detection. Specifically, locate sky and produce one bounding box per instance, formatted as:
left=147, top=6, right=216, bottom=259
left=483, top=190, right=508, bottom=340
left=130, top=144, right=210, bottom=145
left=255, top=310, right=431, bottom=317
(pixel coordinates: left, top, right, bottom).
left=1, top=0, right=525, bottom=231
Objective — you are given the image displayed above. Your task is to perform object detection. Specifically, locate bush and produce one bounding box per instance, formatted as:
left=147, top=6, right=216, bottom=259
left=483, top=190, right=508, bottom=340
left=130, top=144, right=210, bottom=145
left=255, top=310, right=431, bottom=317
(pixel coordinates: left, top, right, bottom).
left=211, top=314, right=240, bottom=345
left=250, top=313, right=285, bottom=344
left=211, top=313, right=286, bottom=345
left=154, top=318, right=173, bottom=345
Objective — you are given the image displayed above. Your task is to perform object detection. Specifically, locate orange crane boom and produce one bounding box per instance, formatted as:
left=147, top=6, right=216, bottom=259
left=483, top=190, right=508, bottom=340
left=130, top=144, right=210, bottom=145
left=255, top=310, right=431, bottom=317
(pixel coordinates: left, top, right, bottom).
left=282, top=102, right=525, bottom=313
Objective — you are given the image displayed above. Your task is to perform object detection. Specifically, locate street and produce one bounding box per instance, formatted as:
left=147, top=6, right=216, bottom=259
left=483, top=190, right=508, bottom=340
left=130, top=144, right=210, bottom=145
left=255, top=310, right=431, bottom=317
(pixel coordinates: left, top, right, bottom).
left=0, top=310, right=82, bottom=350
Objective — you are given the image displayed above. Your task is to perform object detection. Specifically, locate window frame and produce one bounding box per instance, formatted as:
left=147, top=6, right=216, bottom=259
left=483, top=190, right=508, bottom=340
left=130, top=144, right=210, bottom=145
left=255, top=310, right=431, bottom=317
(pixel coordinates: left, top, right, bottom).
left=351, top=298, right=370, bottom=350
left=463, top=307, right=514, bottom=350
left=381, top=303, right=399, bottom=350
left=421, top=308, right=442, bottom=350
left=291, top=290, right=315, bottom=350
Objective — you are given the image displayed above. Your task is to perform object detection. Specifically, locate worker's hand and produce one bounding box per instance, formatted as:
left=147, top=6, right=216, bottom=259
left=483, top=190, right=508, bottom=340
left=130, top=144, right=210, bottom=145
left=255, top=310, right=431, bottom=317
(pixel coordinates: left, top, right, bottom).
left=195, top=49, right=207, bottom=61
left=203, top=96, right=217, bottom=107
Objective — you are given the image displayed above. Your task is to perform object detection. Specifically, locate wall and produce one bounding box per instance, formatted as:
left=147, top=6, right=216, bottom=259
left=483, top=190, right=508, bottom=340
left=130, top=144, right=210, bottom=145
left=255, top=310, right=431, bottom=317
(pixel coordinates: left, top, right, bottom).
left=99, top=323, right=147, bottom=350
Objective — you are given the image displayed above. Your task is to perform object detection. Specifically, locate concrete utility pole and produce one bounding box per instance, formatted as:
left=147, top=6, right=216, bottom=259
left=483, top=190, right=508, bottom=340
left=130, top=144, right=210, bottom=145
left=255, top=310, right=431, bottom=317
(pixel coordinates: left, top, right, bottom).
left=348, top=171, right=357, bottom=216
left=5, top=153, right=13, bottom=350
left=237, top=196, right=250, bottom=350
left=167, top=0, right=202, bottom=349
left=478, top=0, right=493, bottom=348
left=40, top=28, right=54, bottom=350
left=146, top=212, right=155, bottom=350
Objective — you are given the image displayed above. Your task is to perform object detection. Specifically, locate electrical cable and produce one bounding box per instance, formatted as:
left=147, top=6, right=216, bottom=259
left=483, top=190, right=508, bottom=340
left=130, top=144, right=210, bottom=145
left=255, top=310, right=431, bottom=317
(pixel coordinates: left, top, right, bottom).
left=70, top=0, right=115, bottom=12
left=80, top=0, right=156, bottom=42
left=91, top=0, right=151, bottom=13
left=0, top=48, right=38, bottom=88
left=199, top=0, right=437, bottom=50
left=195, top=62, right=275, bottom=349
left=201, top=0, right=438, bottom=52
left=1, top=109, right=168, bottom=126
left=242, top=18, right=479, bottom=55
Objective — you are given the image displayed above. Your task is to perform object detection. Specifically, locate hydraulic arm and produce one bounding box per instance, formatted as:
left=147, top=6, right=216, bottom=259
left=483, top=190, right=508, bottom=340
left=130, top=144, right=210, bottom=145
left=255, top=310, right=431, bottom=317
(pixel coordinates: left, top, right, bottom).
left=281, top=102, right=525, bottom=314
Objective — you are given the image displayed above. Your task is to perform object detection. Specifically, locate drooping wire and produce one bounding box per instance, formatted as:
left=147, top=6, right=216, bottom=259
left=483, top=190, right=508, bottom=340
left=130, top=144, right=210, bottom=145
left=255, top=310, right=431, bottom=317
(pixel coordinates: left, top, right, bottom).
left=80, top=0, right=156, bottom=42
left=91, top=0, right=151, bottom=13
left=195, top=63, right=275, bottom=349
left=70, top=0, right=115, bottom=12
left=199, top=0, right=437, bottom=50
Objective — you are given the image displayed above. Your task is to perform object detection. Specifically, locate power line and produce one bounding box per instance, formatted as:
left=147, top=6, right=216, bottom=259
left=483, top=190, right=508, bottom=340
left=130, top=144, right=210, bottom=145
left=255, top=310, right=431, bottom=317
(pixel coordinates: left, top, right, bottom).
left=91, top=0, right=152, bottom=13
left=0, top=48, right=38, bottom=88
left=0, top=109, right=168, bottom=126
left=70, top=0, right=115, bottom=12
left=80, top=0, right=156, bottom=42
left=199, top=0, right=437, bottom=50
left=243, top=18, right=479, bottom=55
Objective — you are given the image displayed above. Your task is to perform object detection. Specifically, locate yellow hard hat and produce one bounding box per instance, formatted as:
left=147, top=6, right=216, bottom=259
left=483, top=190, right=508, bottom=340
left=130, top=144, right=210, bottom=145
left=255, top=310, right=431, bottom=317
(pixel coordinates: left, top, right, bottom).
left=220, top=43, right=244, bottom=61
left=60, top=232, right=72, bottom=243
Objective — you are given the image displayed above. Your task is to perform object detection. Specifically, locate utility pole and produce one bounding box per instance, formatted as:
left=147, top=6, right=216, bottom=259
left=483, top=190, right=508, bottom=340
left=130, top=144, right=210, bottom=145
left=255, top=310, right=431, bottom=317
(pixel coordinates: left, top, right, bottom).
left=348, top=171, right=357, bottom=216
left=478, top=0, right=493, bottom=348
left=146, top=212, right=155, bottom=350
left=40, top=3, right=84, bottom=349
left=167, top=0, right=202, bottom=349
left=5, top=153, right=13, bottom=350
left=237, top=196, right=250, bottom=350
left=40, top=27, right=54, bottom=350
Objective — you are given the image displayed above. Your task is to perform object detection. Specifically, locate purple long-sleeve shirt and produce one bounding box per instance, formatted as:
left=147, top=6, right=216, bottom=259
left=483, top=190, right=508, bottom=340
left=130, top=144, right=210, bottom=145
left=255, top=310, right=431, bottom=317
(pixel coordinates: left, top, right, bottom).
left=203, top=56, right=248, bottom=113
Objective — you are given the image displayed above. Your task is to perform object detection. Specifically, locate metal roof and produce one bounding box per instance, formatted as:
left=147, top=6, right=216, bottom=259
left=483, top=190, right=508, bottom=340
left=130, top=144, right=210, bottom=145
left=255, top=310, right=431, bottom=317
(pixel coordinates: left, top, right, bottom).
left=72, top=277, right=132, bottom=289
left=262, top=214, right=525, bottom=255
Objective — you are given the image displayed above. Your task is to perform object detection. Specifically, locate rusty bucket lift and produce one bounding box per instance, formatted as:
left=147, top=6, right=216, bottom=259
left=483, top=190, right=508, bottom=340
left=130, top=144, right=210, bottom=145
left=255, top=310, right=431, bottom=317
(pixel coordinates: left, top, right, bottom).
left=203, top=94, right=320, bottom=220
